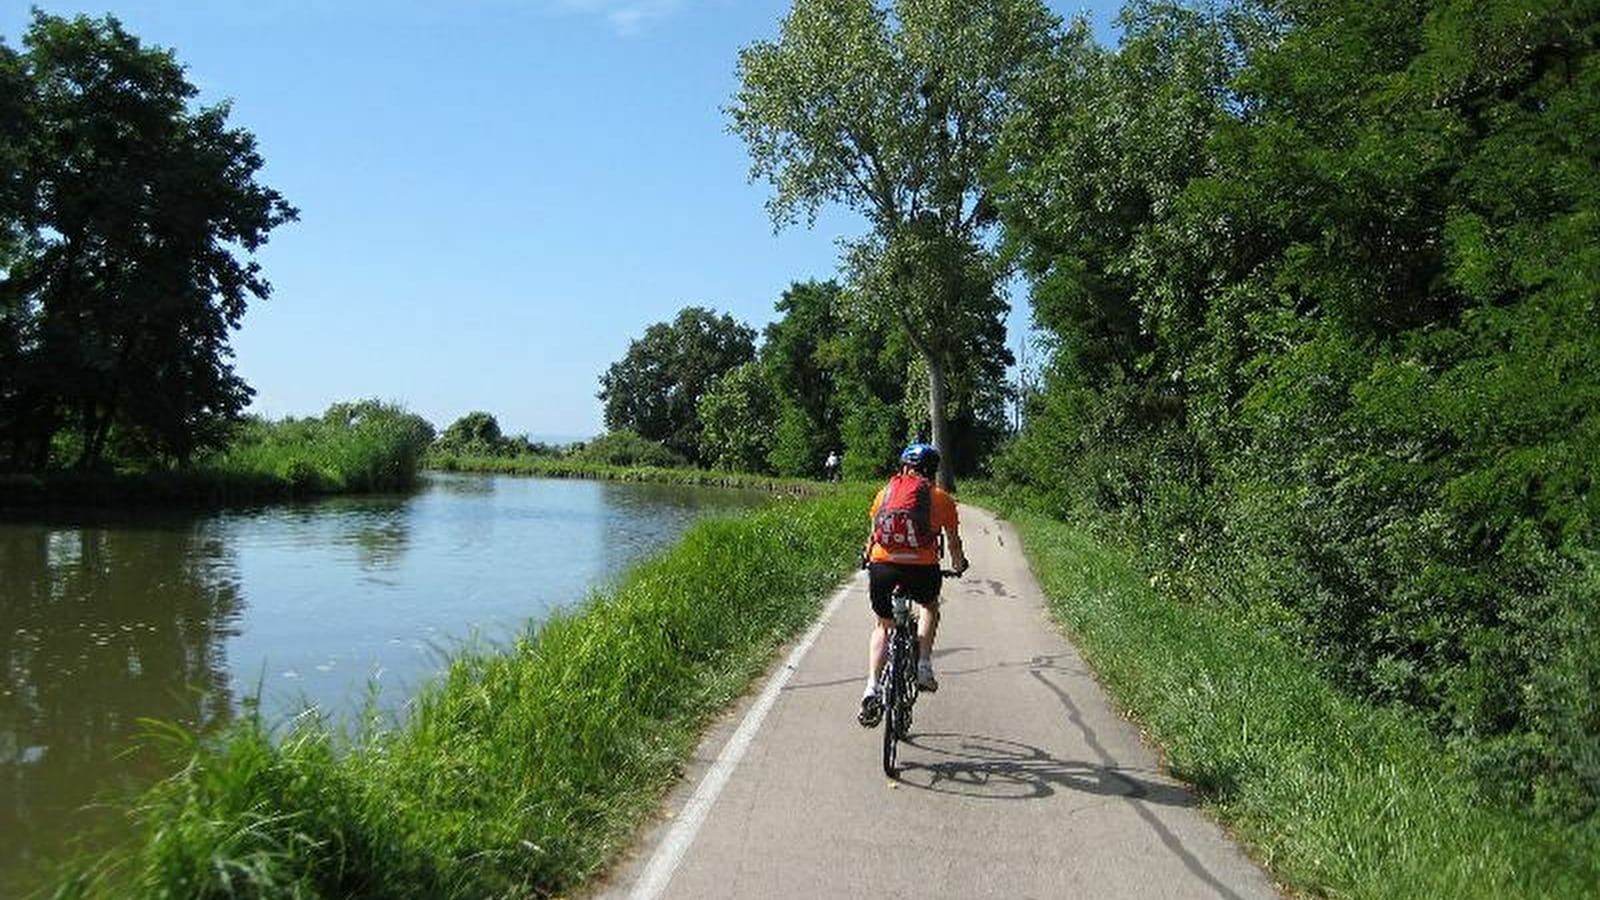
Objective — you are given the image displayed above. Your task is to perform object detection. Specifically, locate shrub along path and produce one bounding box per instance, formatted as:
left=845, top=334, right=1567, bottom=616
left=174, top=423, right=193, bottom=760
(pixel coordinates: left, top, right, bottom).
left=589, top=504, right=1280, bottom=900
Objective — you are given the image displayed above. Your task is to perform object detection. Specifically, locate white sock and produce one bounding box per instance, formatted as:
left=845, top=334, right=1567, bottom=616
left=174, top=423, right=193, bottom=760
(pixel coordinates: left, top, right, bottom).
left=864, top=677, right=878, bottom=697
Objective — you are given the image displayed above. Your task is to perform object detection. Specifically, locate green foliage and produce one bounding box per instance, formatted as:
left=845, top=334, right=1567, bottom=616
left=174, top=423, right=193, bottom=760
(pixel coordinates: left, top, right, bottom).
left=597, top=307, right=756, bottom=464
left=428, top=412, right=565, bottom=464
left=209, top=400, right=435, bottom=494
left=767, top=404, right=827, bottom=478
left=762, top=281, right=845, bottom=476
left=434, top=410, right=512, bottom=457
left=0, top=11, right=296, bottom=472
left=992, top=0, right=1600, bottom=821
left=60, top=490, right=871, bottom=898
left=758, top=278, right=931, bottom=481
left=839, top=392, right=907, bottom=480
left=570, top=429, right=688, bottom=469
left=697, top=361, right=776, bottom=473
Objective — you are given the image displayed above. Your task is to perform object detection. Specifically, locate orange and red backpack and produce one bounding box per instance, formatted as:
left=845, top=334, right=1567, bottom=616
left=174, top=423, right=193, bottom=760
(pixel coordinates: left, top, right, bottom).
left=871, top=471, right=934, bottom=560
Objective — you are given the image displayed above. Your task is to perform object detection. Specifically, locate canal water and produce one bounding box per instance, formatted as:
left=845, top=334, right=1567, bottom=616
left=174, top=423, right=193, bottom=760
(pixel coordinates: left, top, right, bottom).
left=0, top=473, right=768, bottom=894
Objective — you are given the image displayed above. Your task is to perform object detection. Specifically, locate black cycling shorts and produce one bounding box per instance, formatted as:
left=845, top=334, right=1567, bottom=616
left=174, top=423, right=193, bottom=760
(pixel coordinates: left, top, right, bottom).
left=867, top=562, right=943, bottom=619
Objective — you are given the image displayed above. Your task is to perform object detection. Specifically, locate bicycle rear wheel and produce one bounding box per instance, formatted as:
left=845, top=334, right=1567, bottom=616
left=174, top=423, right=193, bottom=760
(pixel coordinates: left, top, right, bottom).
left=881, top=647, right=901, bottom=778
left=882, top=626, right=918, bottom=777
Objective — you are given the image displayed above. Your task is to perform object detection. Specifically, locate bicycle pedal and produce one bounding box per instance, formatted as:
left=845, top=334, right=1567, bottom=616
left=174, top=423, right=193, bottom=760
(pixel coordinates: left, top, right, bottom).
left=857, top=694, right=883, bottom=728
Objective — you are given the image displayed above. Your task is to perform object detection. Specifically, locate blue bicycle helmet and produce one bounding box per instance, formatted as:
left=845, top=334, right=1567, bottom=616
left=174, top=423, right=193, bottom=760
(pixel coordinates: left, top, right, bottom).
left=899, top=442, right=940, bottom=476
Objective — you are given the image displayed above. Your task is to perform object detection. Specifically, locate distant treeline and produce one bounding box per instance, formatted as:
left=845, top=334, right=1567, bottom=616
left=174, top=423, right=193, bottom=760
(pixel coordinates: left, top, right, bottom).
left=591, top=297, right=1010, bottom=481
left=438, top=291, right=1013, bottom=483
left=988, top=0, right=1598, bottom=820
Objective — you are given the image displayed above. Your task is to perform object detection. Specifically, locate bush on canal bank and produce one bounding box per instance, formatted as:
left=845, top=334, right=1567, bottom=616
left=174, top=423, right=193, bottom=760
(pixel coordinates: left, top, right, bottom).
left=209, top=402, right=435, bottom=496
left=56, top=488, right=871, bottom=898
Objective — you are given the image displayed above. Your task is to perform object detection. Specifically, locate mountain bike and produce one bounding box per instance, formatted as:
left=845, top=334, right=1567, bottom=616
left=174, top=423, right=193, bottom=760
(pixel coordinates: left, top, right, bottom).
left=880, top=570, right=961, bottom=779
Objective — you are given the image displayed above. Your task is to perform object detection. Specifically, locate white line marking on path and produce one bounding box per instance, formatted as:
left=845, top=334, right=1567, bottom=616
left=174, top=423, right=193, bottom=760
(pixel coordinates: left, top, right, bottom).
left=627, top=578, right=855, bottom=900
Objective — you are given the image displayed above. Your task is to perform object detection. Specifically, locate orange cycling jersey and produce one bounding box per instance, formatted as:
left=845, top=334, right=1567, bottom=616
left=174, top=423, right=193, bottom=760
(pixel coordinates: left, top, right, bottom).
left=868, top=483, right=958, bottom=566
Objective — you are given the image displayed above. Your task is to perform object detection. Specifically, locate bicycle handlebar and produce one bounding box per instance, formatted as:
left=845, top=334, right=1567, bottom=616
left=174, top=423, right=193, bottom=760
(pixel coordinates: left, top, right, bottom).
left=858, top=553, right=969, bottom=578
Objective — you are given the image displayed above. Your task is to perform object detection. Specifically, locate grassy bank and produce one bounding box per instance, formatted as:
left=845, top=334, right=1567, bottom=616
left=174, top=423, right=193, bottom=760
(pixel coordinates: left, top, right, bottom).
left=991, top=504, right=1599, bottom=899
left=57, top=488, right=872, bottom=898
left=0, top=468, right=296, bottom=507
left=2, top=403, right=434, bottom=508
left=428, top=452, right=827, bottom=495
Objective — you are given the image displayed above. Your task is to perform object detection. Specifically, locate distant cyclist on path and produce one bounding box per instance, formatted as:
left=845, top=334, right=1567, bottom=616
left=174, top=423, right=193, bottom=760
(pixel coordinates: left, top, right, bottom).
left=858, top=443, right=968, bottom=727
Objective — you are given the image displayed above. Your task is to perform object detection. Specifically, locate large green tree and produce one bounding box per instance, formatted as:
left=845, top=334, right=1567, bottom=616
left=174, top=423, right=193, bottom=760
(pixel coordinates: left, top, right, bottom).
left=0, top=41, right=32, bottom=465
left=697, top=361, right=777, bottom=473
left=758, top=278, right=918, bottom=479
left=995, top=0, right=1600, bottom=816
left=597, top=306, right=756, bottom=464
left=729, top=0, right=1051, bottom=488
left=988, top=1, right=1245, bottom=514
left=0, top=12, right=296, bottom=470
left=762, top=280, right=844, bottom=476
left=437, top=411, right=507, bottom=457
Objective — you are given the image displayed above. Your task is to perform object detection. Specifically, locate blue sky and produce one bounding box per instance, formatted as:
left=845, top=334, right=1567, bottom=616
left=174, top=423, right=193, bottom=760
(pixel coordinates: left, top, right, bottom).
left=3, top=1, right=1125, bottom=441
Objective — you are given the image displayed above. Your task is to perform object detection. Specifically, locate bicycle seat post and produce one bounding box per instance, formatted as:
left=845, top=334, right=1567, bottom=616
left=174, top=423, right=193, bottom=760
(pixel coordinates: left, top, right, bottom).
left=891, top=592, right=914, bottom=629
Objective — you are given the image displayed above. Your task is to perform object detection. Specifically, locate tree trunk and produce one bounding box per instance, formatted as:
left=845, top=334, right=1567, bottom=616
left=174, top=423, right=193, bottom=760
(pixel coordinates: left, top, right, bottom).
left=77, top=401, right=113, bottom=470
left=926, top=353, right=955, bottom=493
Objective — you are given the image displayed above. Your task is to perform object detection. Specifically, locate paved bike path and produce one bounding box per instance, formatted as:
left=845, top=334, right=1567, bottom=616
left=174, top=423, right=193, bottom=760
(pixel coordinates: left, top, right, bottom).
left=591, top=505, right=1281, bottom=900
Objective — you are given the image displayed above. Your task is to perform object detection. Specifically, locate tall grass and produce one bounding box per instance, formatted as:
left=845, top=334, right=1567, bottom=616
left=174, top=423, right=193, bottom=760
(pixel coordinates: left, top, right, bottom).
left=993, top=503, right=1600, bottom=899
left=0, top=403, right=434, bottom=507
left=57, top=488, right=871, bottom=898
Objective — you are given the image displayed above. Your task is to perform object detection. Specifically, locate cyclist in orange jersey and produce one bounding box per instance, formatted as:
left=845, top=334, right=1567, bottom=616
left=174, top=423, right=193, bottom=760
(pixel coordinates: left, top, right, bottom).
left=857, top=443, right=968, bottom=728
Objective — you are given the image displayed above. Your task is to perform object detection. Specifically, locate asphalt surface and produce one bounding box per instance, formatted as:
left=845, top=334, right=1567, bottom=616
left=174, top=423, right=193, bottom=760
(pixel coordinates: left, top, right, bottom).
left=590, top=505, right=1282, bottom=900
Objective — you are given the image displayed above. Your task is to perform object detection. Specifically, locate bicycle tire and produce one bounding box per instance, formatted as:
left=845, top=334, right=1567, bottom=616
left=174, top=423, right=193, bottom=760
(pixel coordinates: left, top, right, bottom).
left=881, top=638, right=902, bottom=777
left=882, top=622, right=920, bottom=776
left=904, top=636, right=919, bottom=738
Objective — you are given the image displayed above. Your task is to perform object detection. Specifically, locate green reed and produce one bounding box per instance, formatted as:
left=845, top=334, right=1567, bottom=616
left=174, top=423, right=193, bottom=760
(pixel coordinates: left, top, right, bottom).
left=55, top=489, right=872, bottom=899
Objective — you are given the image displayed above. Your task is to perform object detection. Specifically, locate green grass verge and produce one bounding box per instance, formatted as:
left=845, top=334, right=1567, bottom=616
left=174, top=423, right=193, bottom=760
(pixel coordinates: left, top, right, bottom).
left=55, top=487, right=872, bottom=899
left=994, top=504, right=1599, bottom=899
left=427, top=453, right=831, bottom=494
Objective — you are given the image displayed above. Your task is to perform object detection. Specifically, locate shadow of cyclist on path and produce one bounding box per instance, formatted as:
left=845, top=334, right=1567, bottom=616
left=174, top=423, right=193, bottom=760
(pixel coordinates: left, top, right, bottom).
left=895, top=732, right=1196, bottom=807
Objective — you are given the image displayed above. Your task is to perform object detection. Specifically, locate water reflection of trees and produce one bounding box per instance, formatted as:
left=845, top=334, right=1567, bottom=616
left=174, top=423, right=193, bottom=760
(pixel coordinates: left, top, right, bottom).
left=294, top=496, right=413, bottom=571
left=336, top=511, right=411, bottom=571
left=0, top=516, right=241, bottom=891
left=593, top=482, right=768, bottom=575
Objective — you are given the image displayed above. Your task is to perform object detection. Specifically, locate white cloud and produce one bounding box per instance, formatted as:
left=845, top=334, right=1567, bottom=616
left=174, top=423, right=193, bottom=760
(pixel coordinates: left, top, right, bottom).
left=550, top=0, right=686, bottom=35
